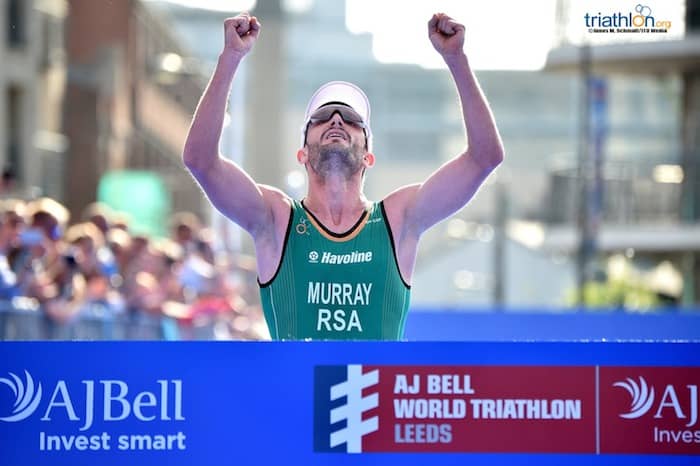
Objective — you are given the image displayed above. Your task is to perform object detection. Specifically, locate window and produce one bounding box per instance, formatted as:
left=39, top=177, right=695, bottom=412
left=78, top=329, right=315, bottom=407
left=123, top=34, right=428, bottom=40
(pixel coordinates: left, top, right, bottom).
left=7, top=0, right=26, bottom=47
left=6, top=86, right=22, bottom=181
left=689, top=0, right=700, bottom=32
left=40, top=14, right=65, bottom=69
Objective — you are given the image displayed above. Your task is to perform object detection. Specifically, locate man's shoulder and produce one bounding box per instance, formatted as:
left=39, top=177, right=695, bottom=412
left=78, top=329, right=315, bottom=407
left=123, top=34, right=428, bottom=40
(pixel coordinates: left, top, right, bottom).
left=382, top=183, right=421, bottom=213
left=259, top=184, right=293, bottom=210
left=251, top=185, right=292, bottom=244
left=381, top=183, right=426, bottom=241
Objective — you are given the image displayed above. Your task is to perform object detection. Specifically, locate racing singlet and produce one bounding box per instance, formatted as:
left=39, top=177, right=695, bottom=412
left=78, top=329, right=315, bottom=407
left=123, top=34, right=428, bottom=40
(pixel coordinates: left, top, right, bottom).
left=258, top=199, right=411, bottom=340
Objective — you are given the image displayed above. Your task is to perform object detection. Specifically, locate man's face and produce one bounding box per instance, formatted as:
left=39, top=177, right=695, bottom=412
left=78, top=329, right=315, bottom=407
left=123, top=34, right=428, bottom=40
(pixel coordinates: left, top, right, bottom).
left=175, top=224, right=193, bottom=244
left=306, top=141, right=365, bottom=181
left=89, top=214, right=109, bottom=234
left=0, top=211, right=24, bottom=245
left=304, top=109, right=368, bottom=181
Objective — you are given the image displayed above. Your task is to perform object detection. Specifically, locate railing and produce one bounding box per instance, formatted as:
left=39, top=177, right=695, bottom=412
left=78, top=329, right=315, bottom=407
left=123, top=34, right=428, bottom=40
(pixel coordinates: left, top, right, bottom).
left=546, top=162, right=683, bottom=224
left=0, top=300, right=210, bottom=341
left=4, top=298, right=700, bottom=342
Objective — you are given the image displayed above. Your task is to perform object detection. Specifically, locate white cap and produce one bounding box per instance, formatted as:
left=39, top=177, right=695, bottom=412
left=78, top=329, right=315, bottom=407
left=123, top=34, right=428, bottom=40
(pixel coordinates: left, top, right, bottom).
left=301, top=81, right=372, bottom=150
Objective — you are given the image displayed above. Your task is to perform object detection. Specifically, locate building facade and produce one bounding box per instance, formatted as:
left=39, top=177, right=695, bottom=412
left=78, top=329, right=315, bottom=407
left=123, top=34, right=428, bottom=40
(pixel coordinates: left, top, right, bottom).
left=63, top=0, right=206, bottom=223
left=0, top=0, right=68, bottom=200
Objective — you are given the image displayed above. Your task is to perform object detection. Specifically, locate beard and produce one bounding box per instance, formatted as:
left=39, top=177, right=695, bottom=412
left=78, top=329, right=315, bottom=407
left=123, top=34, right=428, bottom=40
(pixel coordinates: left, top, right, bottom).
left=307, top=141, right=365, bottom=182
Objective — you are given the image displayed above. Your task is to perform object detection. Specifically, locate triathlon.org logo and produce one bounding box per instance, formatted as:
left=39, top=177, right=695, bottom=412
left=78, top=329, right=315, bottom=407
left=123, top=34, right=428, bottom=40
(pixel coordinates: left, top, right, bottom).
left=0, top=370, right=43, bottom=422
left=614, top=376, right=655, bottom=419
left=584, top=4, right=672, bottom=32
left=314, top=365, right=379, bottom=453
left=308, top=251, right=373, bottom=265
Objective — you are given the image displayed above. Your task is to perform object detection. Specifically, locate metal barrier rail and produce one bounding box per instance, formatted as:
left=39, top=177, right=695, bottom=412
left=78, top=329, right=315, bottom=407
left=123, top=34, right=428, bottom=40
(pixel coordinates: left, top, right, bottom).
left=0, top=300, right=165, bottom=340
left=4, top=299, right=700, bottom=342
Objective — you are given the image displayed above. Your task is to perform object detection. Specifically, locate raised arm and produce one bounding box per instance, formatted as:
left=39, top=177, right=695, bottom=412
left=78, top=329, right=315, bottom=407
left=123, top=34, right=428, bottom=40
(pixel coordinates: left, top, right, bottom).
left=183, top=13, right=282, bottom=237
left=395, top=13, right=505, bottom=237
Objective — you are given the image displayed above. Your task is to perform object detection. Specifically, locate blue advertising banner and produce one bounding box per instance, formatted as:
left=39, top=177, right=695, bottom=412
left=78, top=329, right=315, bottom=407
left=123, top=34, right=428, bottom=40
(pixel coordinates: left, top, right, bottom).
left=1, top=341, right=698, bottom=465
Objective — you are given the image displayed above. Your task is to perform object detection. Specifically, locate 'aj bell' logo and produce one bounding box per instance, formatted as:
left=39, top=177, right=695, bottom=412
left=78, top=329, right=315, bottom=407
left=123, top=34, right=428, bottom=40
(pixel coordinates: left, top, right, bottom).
left=329, top=365, right=378, bottom=453
left=614, top=376, right=699, bottom=427
left=614, top=376, right=655, bottom=419
left=314, top=365, right=379, bottom=453
left=0, top=370, right=43, bottom=422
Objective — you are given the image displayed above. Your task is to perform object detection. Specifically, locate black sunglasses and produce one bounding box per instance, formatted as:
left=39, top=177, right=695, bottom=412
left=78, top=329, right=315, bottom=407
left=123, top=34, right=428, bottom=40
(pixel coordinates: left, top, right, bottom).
left=304, top=104, right=368, bottom=148
left=308, top=104, right=366, bottom=129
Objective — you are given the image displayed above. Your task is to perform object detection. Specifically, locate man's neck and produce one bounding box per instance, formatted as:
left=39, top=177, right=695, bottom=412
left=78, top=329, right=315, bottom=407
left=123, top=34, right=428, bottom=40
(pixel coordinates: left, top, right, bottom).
left=304, top=174, right=368, bottom=228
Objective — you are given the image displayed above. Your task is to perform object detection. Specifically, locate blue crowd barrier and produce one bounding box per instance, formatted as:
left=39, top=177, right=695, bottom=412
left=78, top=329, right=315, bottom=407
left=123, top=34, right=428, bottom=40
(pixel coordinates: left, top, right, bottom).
left=404, top=308, right=700, bottom=340
left=0, top=301, right=210, bottom=341
left=1, top=340, right=698, bottom=465
left=4, top=299, right=700, bottom=342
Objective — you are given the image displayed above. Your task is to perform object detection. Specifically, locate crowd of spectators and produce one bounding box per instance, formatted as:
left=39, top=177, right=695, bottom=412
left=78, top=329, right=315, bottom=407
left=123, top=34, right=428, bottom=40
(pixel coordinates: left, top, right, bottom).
left=0, top=196, right=268, bottom=340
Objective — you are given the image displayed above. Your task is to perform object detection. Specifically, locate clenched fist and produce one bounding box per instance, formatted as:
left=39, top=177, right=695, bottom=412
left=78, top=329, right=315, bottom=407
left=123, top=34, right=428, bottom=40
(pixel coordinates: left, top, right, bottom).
left=428, top=13, right=465, bottom=58
left=223, top=12, right=261, bottom=58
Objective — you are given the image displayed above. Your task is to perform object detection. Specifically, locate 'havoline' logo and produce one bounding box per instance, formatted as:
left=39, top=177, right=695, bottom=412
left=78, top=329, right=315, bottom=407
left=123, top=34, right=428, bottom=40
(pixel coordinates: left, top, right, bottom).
left=313, top=251, right=373, bottom=265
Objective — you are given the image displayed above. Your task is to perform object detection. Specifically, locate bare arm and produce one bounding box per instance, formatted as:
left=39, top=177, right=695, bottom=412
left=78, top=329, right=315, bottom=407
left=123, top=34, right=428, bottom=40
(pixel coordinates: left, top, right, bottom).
left=183, top=14, right=282, bottom=237
left=395, top=14, right=505, bottom=237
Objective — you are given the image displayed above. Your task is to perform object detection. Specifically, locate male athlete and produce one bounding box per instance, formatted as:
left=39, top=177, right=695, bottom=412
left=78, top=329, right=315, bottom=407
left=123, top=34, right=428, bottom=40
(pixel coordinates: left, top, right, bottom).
left=183, top=12, right=504, bottom=340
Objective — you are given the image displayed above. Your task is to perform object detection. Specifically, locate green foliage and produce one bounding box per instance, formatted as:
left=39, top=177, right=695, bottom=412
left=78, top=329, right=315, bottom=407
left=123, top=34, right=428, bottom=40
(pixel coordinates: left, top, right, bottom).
left=568, top=279, right=660, bottom=310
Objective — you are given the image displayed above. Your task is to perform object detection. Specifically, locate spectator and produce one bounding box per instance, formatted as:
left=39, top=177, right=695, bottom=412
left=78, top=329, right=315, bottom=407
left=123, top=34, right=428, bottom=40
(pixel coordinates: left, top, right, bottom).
left=170, top=211, right=201, bottom=254
left=0, top=195, right=267, bottom=340
left=63, top=222, right=124, bottom=319
left=16, top=198, right=85, bottom=325
left=0, top=199, right=25, bottom=299
left=80, top=202, right=114, bottom=236
left=110, top=211, right=132, bottom=231
left=122, top=237, right=184, bottom=316
left=106, top=227, right=132, bottom=279
left=0, top=167, right=17, bottom=195
left=64, top=222, right=104, bottom=278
